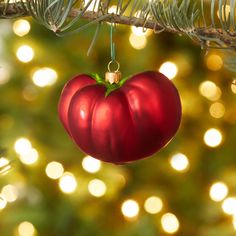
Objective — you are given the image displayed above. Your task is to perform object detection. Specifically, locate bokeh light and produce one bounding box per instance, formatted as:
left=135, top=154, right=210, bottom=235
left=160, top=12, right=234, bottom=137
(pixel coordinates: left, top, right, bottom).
left=209, top=102, right=225, bottom=119
left=206, top=54, right=223, bottom=71
left=159, top=61, right=178, bottom=80
left=199, top=81, right=222, bottom=101
left=18, top=148, right=39, bottom=165
left=88, top=179, right=107, bottom=197
left=18, top=221, right=36, bottom=236
left=1, top=185, right=18, bottom=202
left=121, top=199, right=139, bottom=219
left=45, top=161, right=64, bottom=179
left=0, top=66, right=10, bottom=85
left=59, top=172, right=77, bottom=194
left=16, top=45, right=34, bottom=63
left=32, top=67, right=58, bottom=87
left=14, top=137, right=32, bottom=155
left=144, top=196, right=163, bottom=214
left=209, top=182, right=228, bottom=202
left=222, top=197, right=236, bottom=215
left=13, top=19, right=31, bottom=37
left=82, top=156, right=101, bottom=173
left=129, top=33, right=147, bottom=50
left=161, top=213, right=180, bottom=234
left=0, top=195, right=7, bottom=210
left=131, top=26, right=152, bottom=36
left=204, top=128, right=222, bottom=147
left=169, top=153, right=189, bottom=172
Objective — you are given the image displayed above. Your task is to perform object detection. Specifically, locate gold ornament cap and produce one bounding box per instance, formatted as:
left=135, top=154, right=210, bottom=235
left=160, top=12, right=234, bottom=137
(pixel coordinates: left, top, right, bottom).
left=105, top=71, right=121, bottom=84
left=105, top=60, right=121, bottom=84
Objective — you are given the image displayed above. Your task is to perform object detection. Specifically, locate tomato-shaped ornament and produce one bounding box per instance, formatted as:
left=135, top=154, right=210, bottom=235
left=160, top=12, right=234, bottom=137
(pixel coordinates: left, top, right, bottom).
left=58, top=71, right=182, bottom=164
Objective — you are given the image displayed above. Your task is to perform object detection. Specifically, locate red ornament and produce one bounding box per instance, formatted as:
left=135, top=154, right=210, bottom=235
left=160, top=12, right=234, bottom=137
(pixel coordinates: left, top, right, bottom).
left=58, top=71, right=182, bottom=164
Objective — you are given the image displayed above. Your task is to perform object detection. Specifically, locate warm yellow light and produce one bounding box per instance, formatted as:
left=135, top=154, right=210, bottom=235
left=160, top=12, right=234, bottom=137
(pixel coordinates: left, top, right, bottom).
left=209, top=102, right=225, bottom=119
left=84, top=0, right=99, bottom=11
left=121, top=199, right=139, bottom=218
left=204, top=128, right=222, bottom=147
left=129, top=33, right=147, bottom=50
left=82, top=156, right=101, bottom=173
left=231, top=81, right=236, bottom=94
left=161, top=213, right=180, bottom=234
left=16, top=45, right=34, bottom=63
left=131, top=26, right=152, bottom=36
left=59, top=172, right=77, bottom=194
left=88, top=179, right=107, bottom=197
left=170, top=153, right=189, bottom=172
left=19, top=148, right=39, bottom=165
left=18, top=221, right=36, bottom=236
left=32, top=67, right=58, bottom=87
left=13, top=19, right=31, bottom=37
left=206, top=54, right=223, bottom=71
left=0, top=66, right=10, bottom=85
left=14, top=137, right=32, bottom=155
left=199, top=81, right=221, bottom=101
left=209, top=182, right=228, bottom=202
left=233, top=216, right=236, bottom=231
left=217, top=4, right=230, bottom=21
left=144, top=196, right=163, bottom=214
left=159, top=62, right=178, bottom=80
left=1, top=185, right=18, bottom=202
left=222, top=197, right=236, bottom=215
left=0, top=157, right=11, bottom=175
left=0, top=195, right=7, bottom=210
left=108, top=5, right=118, bottom=14
left=45, top=161, right=64, bottom=179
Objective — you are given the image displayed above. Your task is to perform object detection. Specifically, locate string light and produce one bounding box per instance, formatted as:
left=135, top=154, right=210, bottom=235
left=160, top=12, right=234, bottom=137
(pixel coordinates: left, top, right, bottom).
left=199, top=81, right=221, bottom=101
left=222, top=197, right=236, bottom=215
left=59, top=172, right=77, bottom=194
left=161, top=213, right=180, bottom=234
left=14, top=137, right=32, bottom=155
left=18, top=148, right=39, bottom=165
left=169, top=153, right=189, bottom=172
left=0, top=195, right=7, bottom=210
left=209, top=102, right=225, bottom=119
left=231, top=80, right=236, bottom=94
left=88, top=179, right=107, bottom=197
left=12, top=19, right=31, bottom=37
left=131, top=26, right=152, bottom=36
left=129, top=33, right=147, bottom=50
left=121, top=199, right=140, bottom=219
left=206, top=54, right=223, bottom=71
left=209, top=182, right=228, bottom=202
left=82, top=156, right=101, bottom=173
left=45, top=161, right=64, bottom=180
left=32, top=67, right=58, bottom=87
left=144, top=196, right=163, bottom=214
left=1, top=185, right=18, bottom=202
left=18, top=221, right=36, bottom=236
left=204, top=128, right=222, bottom=147
left=0, top=66, right=10, bottom=85
left=16, top=45, right=34, bottom=63
left=159, top=62, right=178, bottom=80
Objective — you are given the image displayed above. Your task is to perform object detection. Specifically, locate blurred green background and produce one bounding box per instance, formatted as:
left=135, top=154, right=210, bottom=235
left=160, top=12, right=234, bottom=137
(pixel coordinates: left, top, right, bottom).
left=0, top=15, right=235, bottom=236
